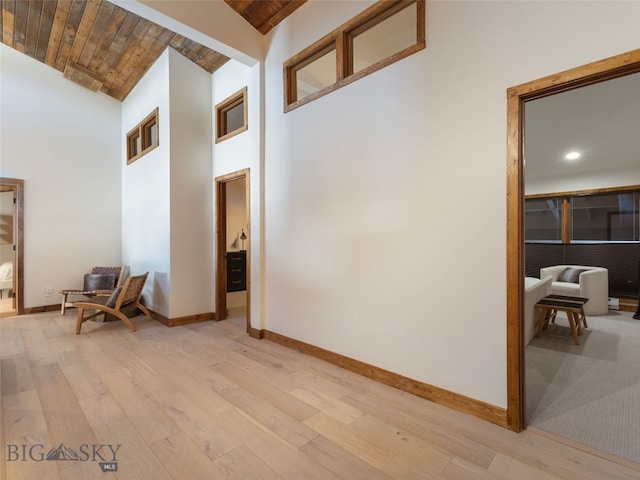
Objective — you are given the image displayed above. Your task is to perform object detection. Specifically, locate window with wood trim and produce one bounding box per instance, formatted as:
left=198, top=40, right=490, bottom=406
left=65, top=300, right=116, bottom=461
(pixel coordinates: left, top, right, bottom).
left=216, top=87, right=248, bottom=143
left=127, top=108, right=159, bottom=164
left=525, top=186, right=640, bottom=243
left=284, top=0, right=425, bottom=112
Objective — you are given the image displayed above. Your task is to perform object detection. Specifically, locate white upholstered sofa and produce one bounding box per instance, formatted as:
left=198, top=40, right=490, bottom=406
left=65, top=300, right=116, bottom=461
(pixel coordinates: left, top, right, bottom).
left=539, top=265, right=609, bottom=316
left=524, top=276, right=553, bottom=345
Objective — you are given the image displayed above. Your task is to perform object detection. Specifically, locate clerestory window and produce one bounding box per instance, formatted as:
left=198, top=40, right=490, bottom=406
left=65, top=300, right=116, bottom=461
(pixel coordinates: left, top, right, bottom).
left=283, top=0, right=425, bottom=112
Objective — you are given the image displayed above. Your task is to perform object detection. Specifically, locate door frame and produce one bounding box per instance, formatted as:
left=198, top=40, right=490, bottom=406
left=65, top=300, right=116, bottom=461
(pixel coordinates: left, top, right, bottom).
left=0, top=177, right=24, bottom=316
left=505, top=49, right=640, bottom=431
left=215, top=169, right=251, bottom=333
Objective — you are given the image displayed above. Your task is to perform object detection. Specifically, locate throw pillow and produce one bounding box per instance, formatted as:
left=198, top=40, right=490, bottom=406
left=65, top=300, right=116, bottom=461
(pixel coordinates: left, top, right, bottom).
left=557, top=268, right=586, bottom=284
left=104, top=286, right=123, bottom=308
left=83, top=273, right=118, bottom=291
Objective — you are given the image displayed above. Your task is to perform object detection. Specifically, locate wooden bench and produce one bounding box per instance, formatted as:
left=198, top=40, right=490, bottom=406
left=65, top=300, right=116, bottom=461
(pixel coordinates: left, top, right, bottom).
left=535, top=294, right=588, bottom=345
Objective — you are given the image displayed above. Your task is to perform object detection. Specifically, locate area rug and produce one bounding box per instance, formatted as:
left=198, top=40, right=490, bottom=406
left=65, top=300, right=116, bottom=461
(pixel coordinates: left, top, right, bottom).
left=526, top=310, right=640, bottom=464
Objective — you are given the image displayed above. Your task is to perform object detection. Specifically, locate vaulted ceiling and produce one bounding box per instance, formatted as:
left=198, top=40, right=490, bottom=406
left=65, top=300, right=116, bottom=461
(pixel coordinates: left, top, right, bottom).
left=0, top=0, right=306, bottom=101
left=224, top=0, right=306, bottom=35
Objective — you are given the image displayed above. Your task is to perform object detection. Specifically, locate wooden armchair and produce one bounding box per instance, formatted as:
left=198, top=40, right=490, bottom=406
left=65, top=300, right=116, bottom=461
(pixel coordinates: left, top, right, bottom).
left=60, top=265, right=129, bottom=314
left=75, top=272, right=151, bottom=334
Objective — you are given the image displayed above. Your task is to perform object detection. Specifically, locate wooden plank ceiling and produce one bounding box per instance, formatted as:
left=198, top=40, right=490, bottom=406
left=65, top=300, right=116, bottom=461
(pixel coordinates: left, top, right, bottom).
left=224, top=0, right=306, bottom=35
left=0, top=0, right=306, bottom=101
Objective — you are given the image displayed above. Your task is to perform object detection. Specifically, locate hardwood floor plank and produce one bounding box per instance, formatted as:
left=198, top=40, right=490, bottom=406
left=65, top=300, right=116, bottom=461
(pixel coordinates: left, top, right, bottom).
left=245, top=429, right=341, bottom=480
left=217, top=386, right=319, bottom=448
left=100, top=370, right=181, bottom=444
left=214, top=444, right=283, bottom=480
left=347, top=414, right=453, bottom=477
left=57, top=455, right=112, bottom=480
left=488, top=452, right=563, bottom=480
left=30, top=362, right=98, bottom=447
left=39, top=315, right=67, bottom=339
left=303, top=412, right=399, bottom=469
left=299, top=435, right=397, bottom=480
left=344, top=389, right=498, bottom=469
left=211, top=342, right=273, bottom=370
left=5, top=442, right=62, bottom=480
left=150, top=431, right=227, bottom=480
left=92, top=417, right=172, bottom=480
left=21, top=318, right=58, bottom=366
left=212, top=361, right=319, bottom=422
left=163, top=326, right=230, bottom=366
left=135, top=350, right=235, bottom=414
left=77, top=392, right=126, bottom=431
left=1, top=354, right=35, bottom=396
left=289, top=368, right=355, bottom=399
left=58, top=358, right=109, bottom=401
left=289, top=385, right=363, bottom=424
left=215, top=406, right=276, bottom=446
left=442, top=456, right=504, bottom=480
left=46, top=335, right=76, bottom=357
left=3, top=389, right=49, bottom=443
left=3, top=389, right=58, bottom=479
left=2, top=312, right=639, bottom=480
left=0, top=320, right=26, bottom=357
left=384, top=449, right=450, bottom=479
left=152, top=391, right=243, bottom=460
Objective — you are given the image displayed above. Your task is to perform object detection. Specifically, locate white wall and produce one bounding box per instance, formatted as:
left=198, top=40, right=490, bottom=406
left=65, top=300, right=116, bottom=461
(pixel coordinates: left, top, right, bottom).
left=262, top=1, right=640, bottom=408
left=212, top=60, right=262, bottom=326
left=168, top=49, right=214, bottom=318
left=122, top=50, right=171, bottom=314
left=122, top=48, right=214, bottom=319
left=0, top=44, right=122, bottom=308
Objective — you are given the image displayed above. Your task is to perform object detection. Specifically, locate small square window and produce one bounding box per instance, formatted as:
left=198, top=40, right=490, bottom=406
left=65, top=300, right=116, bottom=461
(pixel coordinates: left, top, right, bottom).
left=142, top=116, right=158, bottom=150
left=127, top=130, right=141, bottom=160
left=127, top=108, right=159, bottom=164
left=216, top=87, right=248, bottom=143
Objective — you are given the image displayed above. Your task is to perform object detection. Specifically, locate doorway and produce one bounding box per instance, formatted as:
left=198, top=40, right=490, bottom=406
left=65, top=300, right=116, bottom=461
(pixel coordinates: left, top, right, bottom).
left=506, top=49, right=640, bottom=432
left=215, top=169, right=250, bottom=333
left=0, top=177, right=24, bottom=317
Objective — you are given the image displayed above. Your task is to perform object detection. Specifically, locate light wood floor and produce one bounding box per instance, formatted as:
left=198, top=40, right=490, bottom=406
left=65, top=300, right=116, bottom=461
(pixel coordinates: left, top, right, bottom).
left=1, top=311, right=639, bottom=480
left=0, top=297, right=16, bottom=318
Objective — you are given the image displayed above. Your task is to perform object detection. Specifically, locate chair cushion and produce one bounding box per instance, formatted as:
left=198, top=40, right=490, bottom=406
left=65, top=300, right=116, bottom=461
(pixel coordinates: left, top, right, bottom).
left=104, top=286, right=123, bottom=308
left=551, top=282, right=581, bottom=296
left=83, top=273, right=117, bottom=291
left=557, top=267, right=587, bottom=284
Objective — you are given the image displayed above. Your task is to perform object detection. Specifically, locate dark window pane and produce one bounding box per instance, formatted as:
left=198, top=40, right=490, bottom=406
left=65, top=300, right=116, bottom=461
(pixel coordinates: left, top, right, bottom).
left=525, top=198, right=562, bottom=241
left=572, top=193, right=638, bottom=242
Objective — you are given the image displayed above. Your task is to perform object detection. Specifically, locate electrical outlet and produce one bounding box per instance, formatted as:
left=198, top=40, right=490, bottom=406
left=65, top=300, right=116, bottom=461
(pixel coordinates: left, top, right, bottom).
left=44, top=287, right=54, bottom=296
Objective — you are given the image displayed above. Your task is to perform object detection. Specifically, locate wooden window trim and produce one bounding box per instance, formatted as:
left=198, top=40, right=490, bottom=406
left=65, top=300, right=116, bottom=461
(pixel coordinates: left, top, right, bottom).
left=525, top=184, right=640, bottom=200
left=561, top=197, right=571, bottom=244
left=216, top=87, right=248, bottom=143
left=127, top=108, right=159, bottom=165
left=283, top=0, right=425, bottom=112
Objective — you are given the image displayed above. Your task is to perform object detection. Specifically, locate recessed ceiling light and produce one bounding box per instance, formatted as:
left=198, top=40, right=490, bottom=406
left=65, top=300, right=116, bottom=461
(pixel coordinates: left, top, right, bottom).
left=565, top=151, right=581, bottom=160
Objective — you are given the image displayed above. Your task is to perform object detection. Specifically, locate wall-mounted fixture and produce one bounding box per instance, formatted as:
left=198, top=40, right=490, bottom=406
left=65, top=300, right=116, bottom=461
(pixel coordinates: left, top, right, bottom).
left=240, top=229, right=247, bottom=251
